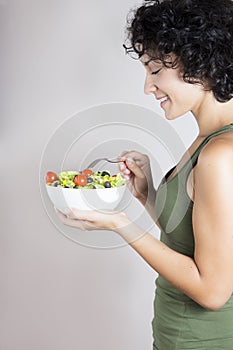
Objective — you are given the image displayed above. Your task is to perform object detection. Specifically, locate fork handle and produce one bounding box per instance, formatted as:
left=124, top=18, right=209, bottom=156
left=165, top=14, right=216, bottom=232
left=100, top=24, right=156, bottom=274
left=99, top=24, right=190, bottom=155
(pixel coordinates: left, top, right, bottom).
left=86, top=158, right=121, bottom=169
left=86, top=159, right=104, bottom=169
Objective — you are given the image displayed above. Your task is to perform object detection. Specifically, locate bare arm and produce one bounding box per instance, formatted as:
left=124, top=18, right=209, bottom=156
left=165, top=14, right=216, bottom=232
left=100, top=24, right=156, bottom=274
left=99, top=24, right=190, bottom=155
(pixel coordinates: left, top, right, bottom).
left=118, top=153, right=159, bottom=224
left=115, top=140, right=233, bottom=310
left=139, top=186, right=158, bottom=224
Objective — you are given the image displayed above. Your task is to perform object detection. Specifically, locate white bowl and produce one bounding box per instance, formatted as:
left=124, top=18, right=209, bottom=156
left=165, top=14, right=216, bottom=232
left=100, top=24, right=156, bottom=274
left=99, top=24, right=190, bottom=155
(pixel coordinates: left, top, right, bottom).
left=46, top=184, right=127, bottom=214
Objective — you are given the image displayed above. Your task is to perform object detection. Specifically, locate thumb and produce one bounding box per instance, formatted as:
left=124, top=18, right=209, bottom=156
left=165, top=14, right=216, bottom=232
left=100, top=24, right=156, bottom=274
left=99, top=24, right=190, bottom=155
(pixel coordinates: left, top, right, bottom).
left=125, top=158, right=145, bottom=179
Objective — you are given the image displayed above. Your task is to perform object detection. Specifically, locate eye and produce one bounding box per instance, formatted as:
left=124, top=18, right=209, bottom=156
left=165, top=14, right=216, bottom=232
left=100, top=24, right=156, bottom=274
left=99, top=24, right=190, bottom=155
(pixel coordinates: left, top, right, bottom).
left=151, top=68, right=162, bottom=75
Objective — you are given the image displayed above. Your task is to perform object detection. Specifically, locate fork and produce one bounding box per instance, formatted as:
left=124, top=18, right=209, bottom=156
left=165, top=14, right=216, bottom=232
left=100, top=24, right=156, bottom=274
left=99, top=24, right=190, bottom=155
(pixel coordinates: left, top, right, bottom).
left=86, top=157, right=122, bottom=169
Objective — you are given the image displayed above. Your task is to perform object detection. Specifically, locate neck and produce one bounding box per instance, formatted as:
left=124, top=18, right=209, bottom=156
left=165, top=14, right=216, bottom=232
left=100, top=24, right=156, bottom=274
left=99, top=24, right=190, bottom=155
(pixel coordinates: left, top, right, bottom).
left=192, top=93, right=233, bottom=137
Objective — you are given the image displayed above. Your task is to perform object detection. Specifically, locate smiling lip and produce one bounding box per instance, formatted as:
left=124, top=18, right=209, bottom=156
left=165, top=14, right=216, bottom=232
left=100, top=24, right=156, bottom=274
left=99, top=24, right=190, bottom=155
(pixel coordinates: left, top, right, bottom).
left=156, top=95, right=169, bottom=108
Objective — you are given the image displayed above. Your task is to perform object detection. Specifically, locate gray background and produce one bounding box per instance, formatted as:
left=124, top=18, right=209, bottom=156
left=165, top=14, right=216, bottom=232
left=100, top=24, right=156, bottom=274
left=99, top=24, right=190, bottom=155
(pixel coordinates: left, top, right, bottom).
left=1, top=1, right=198, bottom=349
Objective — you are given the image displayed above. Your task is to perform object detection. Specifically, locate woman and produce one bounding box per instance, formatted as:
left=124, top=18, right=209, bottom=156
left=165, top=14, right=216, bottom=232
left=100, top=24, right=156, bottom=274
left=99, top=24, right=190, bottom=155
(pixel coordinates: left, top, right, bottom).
left=56, top=0, right=233, bottom=348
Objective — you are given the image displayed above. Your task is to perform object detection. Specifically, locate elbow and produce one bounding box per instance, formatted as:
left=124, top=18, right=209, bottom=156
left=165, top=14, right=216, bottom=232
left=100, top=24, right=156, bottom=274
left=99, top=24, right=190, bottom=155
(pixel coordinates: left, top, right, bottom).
left=200, top=293, right=231, bottom=311
left=203, top=303, right=224, bottom=312
left=194, top=279, right=233, bottom=311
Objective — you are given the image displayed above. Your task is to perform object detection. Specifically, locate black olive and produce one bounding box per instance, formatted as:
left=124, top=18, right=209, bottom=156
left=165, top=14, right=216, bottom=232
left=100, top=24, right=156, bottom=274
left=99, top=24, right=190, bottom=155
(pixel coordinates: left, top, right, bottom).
left=53, top=181, right=60, bottom=187
left=92, top=185, right=96, bottom=189
left=104, top=181, right=111, bottom=188
left=102, top=171, right=110, bottom=177
left=87, top=177, right=93, bottom=183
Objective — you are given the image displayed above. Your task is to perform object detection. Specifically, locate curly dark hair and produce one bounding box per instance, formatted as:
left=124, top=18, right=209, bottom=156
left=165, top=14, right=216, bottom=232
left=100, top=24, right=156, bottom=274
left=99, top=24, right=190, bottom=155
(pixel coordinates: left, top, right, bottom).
left=124, top=0, right=233, bottom=102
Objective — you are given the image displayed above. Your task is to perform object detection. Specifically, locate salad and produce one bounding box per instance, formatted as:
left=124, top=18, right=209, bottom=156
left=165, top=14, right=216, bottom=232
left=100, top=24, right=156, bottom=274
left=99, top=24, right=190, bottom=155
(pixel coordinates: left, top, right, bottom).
left=45, top=169, right=126, bottom=189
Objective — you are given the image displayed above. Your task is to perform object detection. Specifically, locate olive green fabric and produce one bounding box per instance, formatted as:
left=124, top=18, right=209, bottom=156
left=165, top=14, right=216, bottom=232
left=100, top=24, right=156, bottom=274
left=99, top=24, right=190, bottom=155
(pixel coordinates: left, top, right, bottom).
left=153, top=124, right=233, bottom=349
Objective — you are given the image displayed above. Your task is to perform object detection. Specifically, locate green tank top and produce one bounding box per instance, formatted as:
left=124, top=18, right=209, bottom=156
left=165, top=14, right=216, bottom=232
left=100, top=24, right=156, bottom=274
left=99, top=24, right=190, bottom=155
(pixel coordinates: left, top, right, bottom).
left=152, top=124, right=233, bottom=350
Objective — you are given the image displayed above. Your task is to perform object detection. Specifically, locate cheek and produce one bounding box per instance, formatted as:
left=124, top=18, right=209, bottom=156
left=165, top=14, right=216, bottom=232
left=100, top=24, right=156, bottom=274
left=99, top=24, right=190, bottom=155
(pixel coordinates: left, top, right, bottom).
left=166, top=84, right=196, bottom=118
left=162, top=69, right=203, bottom=106
left=171, top=81, right=200, bottom=104
left=163, top=72, right=186, bottom=96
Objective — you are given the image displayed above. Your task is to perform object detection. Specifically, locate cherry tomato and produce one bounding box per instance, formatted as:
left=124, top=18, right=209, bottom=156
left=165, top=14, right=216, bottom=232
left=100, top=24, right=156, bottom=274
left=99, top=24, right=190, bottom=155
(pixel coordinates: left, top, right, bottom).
left=46, top=171, right=58, bottom=184
left=82, top=169, right=93, bottom=177
left=74, top=174, right=87, bottom=187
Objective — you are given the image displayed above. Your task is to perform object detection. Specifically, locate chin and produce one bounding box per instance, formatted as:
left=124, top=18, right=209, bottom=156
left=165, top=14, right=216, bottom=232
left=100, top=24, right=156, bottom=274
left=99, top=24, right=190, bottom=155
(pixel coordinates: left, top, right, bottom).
left=164, top=110, right=185, bottom=120
left=164, top=112, right=177, bottom=120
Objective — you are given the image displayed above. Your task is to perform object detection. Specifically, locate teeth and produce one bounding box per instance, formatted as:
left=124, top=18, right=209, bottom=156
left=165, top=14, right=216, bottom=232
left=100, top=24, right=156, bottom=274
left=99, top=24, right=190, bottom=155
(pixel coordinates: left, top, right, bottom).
left=160, top=96, right=168, bottom=103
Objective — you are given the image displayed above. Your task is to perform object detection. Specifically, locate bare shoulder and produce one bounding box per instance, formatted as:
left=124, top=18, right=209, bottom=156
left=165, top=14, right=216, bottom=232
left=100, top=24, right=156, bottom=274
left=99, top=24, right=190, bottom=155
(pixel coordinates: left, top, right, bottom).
left=197, top=130, right=233, bottom=167
left=193, top=130, right=233, bottom=191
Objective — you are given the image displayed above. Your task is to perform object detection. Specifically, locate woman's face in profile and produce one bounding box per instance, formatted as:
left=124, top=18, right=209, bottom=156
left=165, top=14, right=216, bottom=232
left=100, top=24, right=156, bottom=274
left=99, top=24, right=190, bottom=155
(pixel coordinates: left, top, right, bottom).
left=140, top=53, right=208, bottom=120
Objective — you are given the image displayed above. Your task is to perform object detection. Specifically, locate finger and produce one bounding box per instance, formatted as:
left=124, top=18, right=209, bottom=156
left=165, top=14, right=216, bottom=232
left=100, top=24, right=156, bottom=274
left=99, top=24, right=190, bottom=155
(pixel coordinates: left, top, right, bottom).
left=55, top=208, right=91, bottom=230
left=121, top=155, right=145, bottom=171
left=64, top=218, right=89, bottom=230
left=69, top=208, right=112, bottom=222
left=120, top=150, right=131, bottom=158
left=118, top=161, right=130, bottom=180
left=70, top=208, right=95, bottom=221
left=119, top=151, right=145, bottom=180
left=118, top=161, right=130, bottom=173
left=120, top=150, right=142, bottom=160
left=119, top=150, right=139, bottom=162
left=55, top=208, right=80, bottom=225
left=125, top=157, right=145, bottom=178
left=55, top=208, right=68, bottom=220
left=55, top=208, right=74, bottom=223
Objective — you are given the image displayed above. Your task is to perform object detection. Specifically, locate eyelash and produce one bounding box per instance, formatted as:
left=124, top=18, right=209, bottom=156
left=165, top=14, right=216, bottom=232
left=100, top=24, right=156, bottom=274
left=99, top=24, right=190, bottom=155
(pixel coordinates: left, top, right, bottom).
left=151, top=68, right=162, bottom=75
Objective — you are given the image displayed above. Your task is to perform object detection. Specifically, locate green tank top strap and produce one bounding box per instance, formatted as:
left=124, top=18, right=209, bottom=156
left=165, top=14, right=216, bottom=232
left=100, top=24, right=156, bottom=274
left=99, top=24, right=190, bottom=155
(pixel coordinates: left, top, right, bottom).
left=182, top=123, right=233, bottom=178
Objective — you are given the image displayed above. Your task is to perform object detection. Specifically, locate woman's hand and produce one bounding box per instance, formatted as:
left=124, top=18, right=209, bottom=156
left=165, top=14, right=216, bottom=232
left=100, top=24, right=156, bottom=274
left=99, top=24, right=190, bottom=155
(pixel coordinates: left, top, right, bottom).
left=118, top=151, right=155, bottom=206
left=55, top=208, right=130, bottom=232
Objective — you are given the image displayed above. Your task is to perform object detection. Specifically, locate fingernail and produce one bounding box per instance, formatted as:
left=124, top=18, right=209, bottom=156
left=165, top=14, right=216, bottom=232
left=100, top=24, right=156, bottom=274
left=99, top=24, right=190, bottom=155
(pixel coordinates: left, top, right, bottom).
left=125, top=175, right=130, bottom=180
left=120, top=163, right=125, bottom=170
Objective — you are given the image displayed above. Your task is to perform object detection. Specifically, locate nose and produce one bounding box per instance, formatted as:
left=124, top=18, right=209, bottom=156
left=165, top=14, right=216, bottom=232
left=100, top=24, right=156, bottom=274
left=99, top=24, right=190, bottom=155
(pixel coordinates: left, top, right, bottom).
left=144, top=72, right=157, bottom=95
